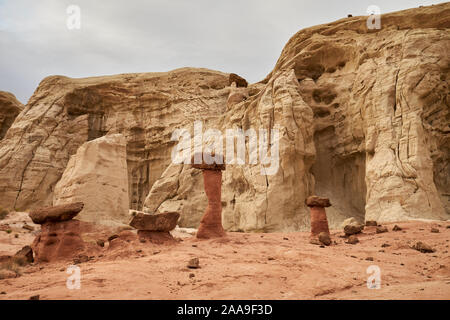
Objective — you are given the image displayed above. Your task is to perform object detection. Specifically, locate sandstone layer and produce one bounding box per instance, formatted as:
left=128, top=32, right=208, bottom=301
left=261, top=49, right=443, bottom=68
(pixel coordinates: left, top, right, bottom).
left=53, top=134, right=130, bottom=227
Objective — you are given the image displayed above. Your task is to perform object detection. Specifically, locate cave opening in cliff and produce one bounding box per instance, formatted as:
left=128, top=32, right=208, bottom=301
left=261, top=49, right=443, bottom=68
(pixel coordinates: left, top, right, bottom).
left=311, top=126, right=367, bottom=228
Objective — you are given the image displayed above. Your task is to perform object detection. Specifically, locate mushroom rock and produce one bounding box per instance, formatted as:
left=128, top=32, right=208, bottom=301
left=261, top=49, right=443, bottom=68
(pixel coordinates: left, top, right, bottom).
left=191, top=153, right=226, bottom=239
left=306, top=196, right=331, bottom=238
left=29, top=202, right=85, bottom=262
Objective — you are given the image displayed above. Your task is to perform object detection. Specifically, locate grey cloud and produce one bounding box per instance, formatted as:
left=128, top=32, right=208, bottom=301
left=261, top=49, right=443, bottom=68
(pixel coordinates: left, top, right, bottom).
left=0, top=0, right=446, bottom=103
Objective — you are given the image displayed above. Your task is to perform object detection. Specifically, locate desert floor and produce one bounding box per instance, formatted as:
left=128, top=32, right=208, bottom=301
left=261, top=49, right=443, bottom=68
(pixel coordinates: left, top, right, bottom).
left=0, top=212, right=449, bottom=300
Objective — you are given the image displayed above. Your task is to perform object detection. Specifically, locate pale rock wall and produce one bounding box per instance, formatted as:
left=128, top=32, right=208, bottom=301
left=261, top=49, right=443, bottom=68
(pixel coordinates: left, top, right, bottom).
left=0, top=68, right=229, bottom=211
left=145, top=4, right=450, bottom=230
left=145, top=69, right=316, bottom=232
left=53, top=134, right=129, bottom=227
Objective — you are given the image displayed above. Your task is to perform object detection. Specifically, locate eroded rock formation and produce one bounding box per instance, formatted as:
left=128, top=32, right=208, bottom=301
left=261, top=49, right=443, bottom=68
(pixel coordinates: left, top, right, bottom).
left=146, top=4, right=450, bottom=230
left=53, top=134, right=130, bottom=227
left=0, top=4, right=449, bottom=231
left=0, top=69, right=229, bottom=211
left=191, top=154, right=227, bottom=239
left=29, top=203, right=85, bottom=262
left=32, top=219, right=85, bottom=262
left=307, top=196, right=331, bottom=239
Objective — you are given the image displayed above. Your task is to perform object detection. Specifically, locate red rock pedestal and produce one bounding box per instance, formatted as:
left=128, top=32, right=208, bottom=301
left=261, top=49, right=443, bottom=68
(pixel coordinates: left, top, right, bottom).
left=306, top=196, right=331, bottom=239
left=196, top=169, right=226, bottom=239
left=32, top=220, right=85, bottom=262
left=29, top=202, right=86, bottom=262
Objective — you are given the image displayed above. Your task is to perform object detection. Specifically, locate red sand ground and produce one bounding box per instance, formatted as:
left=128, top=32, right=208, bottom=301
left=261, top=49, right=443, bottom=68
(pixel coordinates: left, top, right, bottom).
left=0, top=212, right=449, bottom=300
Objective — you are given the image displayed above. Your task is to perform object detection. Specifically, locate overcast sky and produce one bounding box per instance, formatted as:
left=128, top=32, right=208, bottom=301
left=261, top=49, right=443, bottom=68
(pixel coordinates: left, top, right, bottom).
left=0, top=0, right=447, bottom=104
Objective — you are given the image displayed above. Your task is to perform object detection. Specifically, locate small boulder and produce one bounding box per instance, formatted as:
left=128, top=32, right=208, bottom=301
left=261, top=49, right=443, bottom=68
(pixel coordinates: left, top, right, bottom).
left=344, top=224, right=364, bottom=236
left=365, top=220, right=377, bottom=226
left=392, top=225, right=402, bottom=231
left=130, top=212, right=180, bottom=232
left=413, top=241, right=435, bottom=253
left=376, top=226, right=388, bottom=234
left=341, top=217, right=361, bottom=229
left=430, top=228, right=439, bottom=233
left=347, top=235, right=359, bottom=244
left=29, top=202, right=84, bottom=224
left=318, top=232, right=331, bottom=246
left=187, top=257, right=200, bottom=269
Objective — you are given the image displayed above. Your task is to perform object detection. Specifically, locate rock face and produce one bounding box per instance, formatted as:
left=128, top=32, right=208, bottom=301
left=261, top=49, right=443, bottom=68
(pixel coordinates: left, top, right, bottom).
left=146, top=4, right=450, bottom=231
left=0, top=69, right=230, bottom=212
left=53, top=134, right=130, bottom=227
left=29, top=202, right=84, bottom=224
left=0, top=4, right=449, bottom=231
left=129, top=212, right=179, bottom=231
left=0, top=91, right=23, bottom=140
left=32, top=220, right=85, bottom=262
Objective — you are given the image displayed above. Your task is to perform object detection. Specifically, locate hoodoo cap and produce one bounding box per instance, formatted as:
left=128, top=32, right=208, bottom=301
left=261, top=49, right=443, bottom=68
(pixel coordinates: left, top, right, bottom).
left=306, top=196, right=331, bottom=208
left=190, top=152, right=226, bottom=171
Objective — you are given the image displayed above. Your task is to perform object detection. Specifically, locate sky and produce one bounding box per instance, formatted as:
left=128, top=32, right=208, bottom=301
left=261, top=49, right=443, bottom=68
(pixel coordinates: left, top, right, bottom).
left=0, top=0, right=447, bottom=104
